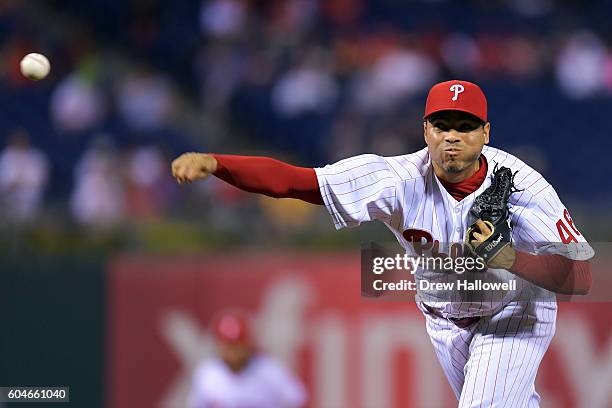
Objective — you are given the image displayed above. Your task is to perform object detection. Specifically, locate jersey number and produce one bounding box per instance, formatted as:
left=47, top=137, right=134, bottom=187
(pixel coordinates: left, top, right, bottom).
left=556, top=209, right=581, bottom=244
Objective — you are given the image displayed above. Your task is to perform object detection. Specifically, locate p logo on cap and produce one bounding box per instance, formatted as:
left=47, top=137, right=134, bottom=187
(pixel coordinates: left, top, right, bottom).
left=450, top=84, right=465, bottom=101
left=424, top=80, right=487, bottom=122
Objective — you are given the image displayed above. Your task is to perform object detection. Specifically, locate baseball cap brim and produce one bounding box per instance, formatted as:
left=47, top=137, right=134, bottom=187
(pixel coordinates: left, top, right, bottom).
left=423, top=108, right=486, bottom=123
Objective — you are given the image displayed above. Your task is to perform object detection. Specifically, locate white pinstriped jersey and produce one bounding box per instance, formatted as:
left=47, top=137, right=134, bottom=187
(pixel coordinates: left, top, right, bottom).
left=315, top=145, right=594, bottom=318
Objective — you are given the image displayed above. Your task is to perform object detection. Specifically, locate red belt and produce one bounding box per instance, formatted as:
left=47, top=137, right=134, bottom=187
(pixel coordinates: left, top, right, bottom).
left=422, top=303, right=481, bottom=329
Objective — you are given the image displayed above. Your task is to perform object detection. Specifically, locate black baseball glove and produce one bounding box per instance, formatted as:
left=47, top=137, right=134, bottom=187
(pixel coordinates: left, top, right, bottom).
left=465, top=164, right=519, bottom=265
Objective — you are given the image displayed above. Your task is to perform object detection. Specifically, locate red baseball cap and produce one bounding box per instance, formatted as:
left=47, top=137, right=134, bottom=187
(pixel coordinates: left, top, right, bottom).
left=424, top=80, right=487, bottom=122
left=212, top=311, right=252, bottom=343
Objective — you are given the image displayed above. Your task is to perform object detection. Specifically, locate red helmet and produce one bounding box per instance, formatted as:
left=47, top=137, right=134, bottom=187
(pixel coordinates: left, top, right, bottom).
left=212, top=311, right=252, bottom=343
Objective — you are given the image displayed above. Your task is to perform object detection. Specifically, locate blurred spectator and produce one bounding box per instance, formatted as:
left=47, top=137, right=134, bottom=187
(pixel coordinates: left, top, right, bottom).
left=271, top=47, right=339, bottom=117
left=199, top=0, right=247, bottom=40
left=115, top=69, right=175, bottom=130
left=194, top=43, right=245, bottom=109
left=440, top=33, right=482, bottom=77
left=124, top=145, right=169, bottom=220
left=352, top=45, right=438, bottom=113
left=51, top=72, right=107, bottom=132
left=70, top=135, right=125, bottom=227
left=556, top=30, right=608, bottom=99
left=500, top=35, right=542, bottom=79
left=0, top=128, right=49, bottom=223
left=189, top=311, right=307, bottom=408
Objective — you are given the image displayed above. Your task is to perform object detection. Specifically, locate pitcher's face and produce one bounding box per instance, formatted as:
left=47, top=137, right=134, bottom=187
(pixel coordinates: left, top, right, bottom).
left=424, top=111, right=490, bottom=176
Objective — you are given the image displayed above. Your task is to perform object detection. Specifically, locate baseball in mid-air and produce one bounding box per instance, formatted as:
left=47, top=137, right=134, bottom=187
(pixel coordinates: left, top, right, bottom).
left=20, top=53, right=51, bottom=80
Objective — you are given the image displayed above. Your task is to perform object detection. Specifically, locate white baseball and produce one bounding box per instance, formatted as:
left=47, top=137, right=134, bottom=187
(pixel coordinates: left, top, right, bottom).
left=20, top=53, right=51, bottom=81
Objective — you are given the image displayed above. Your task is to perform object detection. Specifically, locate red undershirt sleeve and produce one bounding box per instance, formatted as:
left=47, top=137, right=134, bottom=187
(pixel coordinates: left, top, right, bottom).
left=211, top=154, right=324, bottom=205
left=509, top=250, right=592, bottom=295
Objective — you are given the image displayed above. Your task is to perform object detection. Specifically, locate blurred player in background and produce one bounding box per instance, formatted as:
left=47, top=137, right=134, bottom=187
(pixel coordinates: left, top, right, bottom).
left=189, top=311, right=307, bottom=408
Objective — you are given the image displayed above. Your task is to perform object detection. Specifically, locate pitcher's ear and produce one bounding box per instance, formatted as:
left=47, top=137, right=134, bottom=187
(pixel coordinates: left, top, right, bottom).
left=483, top=122, right=491, bottom=144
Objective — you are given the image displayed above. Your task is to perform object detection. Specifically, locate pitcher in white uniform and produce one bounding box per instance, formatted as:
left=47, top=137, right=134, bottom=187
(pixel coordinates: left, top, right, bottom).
left=173, top=80, right=594, bottom=407
left=189, top=311, right=307, bottom=408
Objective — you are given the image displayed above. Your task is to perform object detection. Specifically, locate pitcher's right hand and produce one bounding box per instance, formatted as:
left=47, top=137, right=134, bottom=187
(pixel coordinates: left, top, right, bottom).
left=171, top=152, right=218, bottom=184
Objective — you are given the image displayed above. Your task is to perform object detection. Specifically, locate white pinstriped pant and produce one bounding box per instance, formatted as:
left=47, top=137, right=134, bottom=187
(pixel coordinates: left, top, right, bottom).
left=420, top=301, right=557, bottom=408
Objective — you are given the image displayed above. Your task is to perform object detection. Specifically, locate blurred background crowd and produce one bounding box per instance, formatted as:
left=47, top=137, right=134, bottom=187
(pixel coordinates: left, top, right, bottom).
left=1, top=0, right=612, bottom=248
